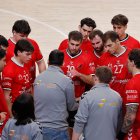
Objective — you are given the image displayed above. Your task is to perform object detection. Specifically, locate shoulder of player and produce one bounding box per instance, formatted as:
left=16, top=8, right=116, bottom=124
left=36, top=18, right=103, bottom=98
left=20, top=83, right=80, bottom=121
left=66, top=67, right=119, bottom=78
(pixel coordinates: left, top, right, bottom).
left=27, top=38, right=39, bottom=48
left=128, top=35, right=140, bottom=43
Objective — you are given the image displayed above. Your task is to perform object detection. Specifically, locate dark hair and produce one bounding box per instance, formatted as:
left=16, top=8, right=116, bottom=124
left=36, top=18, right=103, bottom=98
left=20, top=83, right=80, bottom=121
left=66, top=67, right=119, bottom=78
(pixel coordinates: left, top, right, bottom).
left=0, top=35, right=8, bottom=48
left=68, top=30, right=83, bottom=42
left=128, top=48, right=140, bottom=69
left=103, top=31, right=119, bottom=44
left=49, top=49, right=64, bottom=66
left=95, top=66, right=112, bottom=84
left=0, top=49, right=6, bottom=60
left=12, top=93, right=35, bottom=125
left=12, top=19, right=31, bottom=35
left=111, top=14, right=128, bottom=26
left=14, top=39, right=34, bottom=56
left=80, top=17, right=96, bottom=29
left=89, top=29, right=104, bottom=40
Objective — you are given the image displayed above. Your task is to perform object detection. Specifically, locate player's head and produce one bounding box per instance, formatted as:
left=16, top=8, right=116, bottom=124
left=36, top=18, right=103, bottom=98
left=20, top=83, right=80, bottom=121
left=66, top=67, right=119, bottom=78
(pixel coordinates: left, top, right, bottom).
left=111, top=14, right=128, bottom=39
left=48, top=49, right=64, bottom=66
left=103, top=31, right=120, bottom=55
left=128, top=48, right=140, bottom=72
left=0, top=35, right=8, bottom=51
left=0, top=49, right=6, bottom=72
left=89, top=29, right=104, bottom=53
left=95, top=66, right=112, bottom=84
left=12, top=19, right=31, bottom=42
left=14, top=39, right=34, bottom=64
left=12, top=93, right=35, bottom=125
left=68, top=30, right=83, bottom=56
left=79, top=17, right=96, bottom=40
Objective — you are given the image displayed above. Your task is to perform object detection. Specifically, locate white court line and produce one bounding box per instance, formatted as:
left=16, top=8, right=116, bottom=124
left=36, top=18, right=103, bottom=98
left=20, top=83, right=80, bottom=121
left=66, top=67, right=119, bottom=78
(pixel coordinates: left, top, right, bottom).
left=0, top=8, right=67, bottom=37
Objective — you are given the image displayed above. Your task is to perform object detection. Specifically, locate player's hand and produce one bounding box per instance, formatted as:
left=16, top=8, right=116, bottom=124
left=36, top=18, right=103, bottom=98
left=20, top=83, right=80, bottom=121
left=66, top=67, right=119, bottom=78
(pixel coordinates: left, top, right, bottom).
left=69, top=68, right=80, bottom=78
left=0, top=112, right=7, bottom=122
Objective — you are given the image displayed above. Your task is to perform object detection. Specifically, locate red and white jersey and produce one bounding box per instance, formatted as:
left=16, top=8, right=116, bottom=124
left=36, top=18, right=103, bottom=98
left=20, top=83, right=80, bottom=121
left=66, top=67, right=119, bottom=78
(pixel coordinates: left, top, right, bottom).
left=0, top=85, right=10, bottom=136
left=6, top=38, right=43, bottom=83
left=61, top=49, right=95, bottom=98
left=99, top=46, right=132, bottom=99
left=120, top=34, right=140, bottom=50
left=91, top=51, right=104, bottom=68
left=58, top=39, right=93, bottom=53
left=124, top=73, right=140, bottom=140
left=2, top=57, right=32, bottom=103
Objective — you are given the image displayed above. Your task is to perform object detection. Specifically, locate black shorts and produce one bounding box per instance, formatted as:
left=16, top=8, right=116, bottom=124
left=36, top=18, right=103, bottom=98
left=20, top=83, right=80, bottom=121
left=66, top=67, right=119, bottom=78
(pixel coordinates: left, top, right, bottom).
left=67, top=110, right=77, bottom=128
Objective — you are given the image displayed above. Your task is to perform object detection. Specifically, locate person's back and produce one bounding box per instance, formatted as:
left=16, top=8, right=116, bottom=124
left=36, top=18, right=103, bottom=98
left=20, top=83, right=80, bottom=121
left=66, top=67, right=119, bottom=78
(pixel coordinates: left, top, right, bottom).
left=80, top=84, right=122, bottom=140
left=2, top=119, right=42, bottom=140
left=34, top=65, right=77, bottom=129
left=34, top=49, right=78, bottom=140
left=72, top=66, right=122, bottom=140
left=1, top=93, right=43, bottom=140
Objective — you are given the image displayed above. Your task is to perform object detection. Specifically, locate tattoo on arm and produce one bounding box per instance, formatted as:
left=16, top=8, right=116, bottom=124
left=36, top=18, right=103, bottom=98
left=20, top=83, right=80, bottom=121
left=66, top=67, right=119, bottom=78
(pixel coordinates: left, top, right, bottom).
left=122, top=104, right=138, bottom=133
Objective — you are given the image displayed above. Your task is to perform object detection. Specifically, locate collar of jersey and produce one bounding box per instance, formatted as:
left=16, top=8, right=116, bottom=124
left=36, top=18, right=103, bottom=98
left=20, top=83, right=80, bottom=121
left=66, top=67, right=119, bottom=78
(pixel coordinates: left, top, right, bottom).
left=112, top=46, right=127, bottom=57
left=11, top=56, right=24, bottom=67
left=120, top=34, right=129, bottom=42
left=66, top=49, right=82, bottom=58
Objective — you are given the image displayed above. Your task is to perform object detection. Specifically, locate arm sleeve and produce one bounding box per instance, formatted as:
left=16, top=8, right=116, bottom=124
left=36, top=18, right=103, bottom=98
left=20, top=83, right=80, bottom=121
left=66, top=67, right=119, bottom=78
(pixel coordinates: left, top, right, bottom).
left=65, top=80, right=78, bottom=111
left=74, top=96, right=89, bottom=133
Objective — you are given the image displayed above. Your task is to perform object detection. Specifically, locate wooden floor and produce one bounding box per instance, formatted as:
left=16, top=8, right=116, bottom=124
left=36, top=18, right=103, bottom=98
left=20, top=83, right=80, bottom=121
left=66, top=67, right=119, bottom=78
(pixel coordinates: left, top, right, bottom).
left=0, top=0, right=140, bottom=68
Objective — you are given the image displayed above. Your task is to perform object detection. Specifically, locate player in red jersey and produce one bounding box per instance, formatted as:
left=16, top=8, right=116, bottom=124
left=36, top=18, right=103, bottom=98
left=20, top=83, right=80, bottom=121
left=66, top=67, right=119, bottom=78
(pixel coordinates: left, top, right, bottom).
left=89, top=29, right=106, bottom=67
left=2, top=39, right=34, bottom=116
left=61, top=30, right=95, bottom=138
left=117, top=49, right=140, bottom=140
left=6, top=19, right=46, bottom=83
left=0, top=49, right=10, bottom=137
left=61, top=31, right=95, bottom=100
left=111, top=14, right=140, bottom=50
left=58, top=17, right=96, bottom=52
left=99, top=31, right=132, bottom=99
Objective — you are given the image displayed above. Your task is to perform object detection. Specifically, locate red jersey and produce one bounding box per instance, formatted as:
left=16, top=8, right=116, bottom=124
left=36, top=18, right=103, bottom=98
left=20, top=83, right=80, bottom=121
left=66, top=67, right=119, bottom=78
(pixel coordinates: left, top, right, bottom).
left=99, top=46, right=132, bottom=99
left=124, top=73, right=140, bottom=140
left=61, top=49, right=95, bottom=98
left=120, top=35, right=140, bottom=50
left=6, top=38, right=43, bottom=83
left=0, top=85, right=10, bottom=136
left=2, top=57, right=32, bottom=103
left=58, top=39, right=93, bottom=52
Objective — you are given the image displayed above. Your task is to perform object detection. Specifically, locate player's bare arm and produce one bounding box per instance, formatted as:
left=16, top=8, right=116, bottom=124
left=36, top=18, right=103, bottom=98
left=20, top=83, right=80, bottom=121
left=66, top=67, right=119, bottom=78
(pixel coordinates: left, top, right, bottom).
left=36, top=59, right=46, bottom=73
left=4, top=90, right=12, bottom=117
left=70, top=68, right=94, bottom=85
left=122, top=104, right=138, bottom=133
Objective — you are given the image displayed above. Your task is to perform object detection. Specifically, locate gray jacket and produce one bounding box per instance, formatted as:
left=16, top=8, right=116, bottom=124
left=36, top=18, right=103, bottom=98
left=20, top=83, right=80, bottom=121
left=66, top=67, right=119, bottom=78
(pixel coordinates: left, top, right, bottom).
left=1, top=119, right=43, bottom=140
left=74, top=83, right=122, bottom=140
left=34, top=65, right=78, bottom=130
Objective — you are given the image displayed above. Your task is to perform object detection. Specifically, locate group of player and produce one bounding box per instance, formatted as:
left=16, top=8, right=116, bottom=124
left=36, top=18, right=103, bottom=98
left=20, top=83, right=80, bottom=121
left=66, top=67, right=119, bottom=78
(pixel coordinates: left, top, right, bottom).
left=0, top=13, right=139, bottom=140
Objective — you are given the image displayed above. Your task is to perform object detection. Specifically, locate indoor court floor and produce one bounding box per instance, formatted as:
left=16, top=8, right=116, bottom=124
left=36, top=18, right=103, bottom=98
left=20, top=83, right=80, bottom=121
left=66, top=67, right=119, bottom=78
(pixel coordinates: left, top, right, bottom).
left=0, top=0, right=140, bottom=73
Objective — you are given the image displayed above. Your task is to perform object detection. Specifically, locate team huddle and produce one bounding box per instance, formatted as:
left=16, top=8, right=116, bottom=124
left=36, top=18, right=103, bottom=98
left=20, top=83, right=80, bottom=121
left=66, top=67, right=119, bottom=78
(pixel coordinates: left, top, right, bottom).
left=0, top=14, right=140, bottom=140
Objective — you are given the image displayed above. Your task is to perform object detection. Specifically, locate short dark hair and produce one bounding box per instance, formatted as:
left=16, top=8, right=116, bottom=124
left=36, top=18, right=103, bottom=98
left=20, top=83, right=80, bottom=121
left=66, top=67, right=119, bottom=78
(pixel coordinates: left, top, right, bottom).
left=0, top=49, right=6, bottom=60
left=49, top=49, right=64, bottom=66
left=68, top=30, right=83, bottom=42
left=95, top=66, right=112, bottom=84
left=89, top=29, right=103, bottom=40
left=80, top=17, right=96, bottom=29
left=12, top=93, right=35, bottom=125
left=14, top=39, right=34, bottom=56
left=0, top=35, right=8, bottom=48
left=12, top=19, right=31, bottom=35
left=103, top=31, right=119, bottom=44
left=129, top=48, right=140, bottom=69
left=111, top=14, right=128, bottom=26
